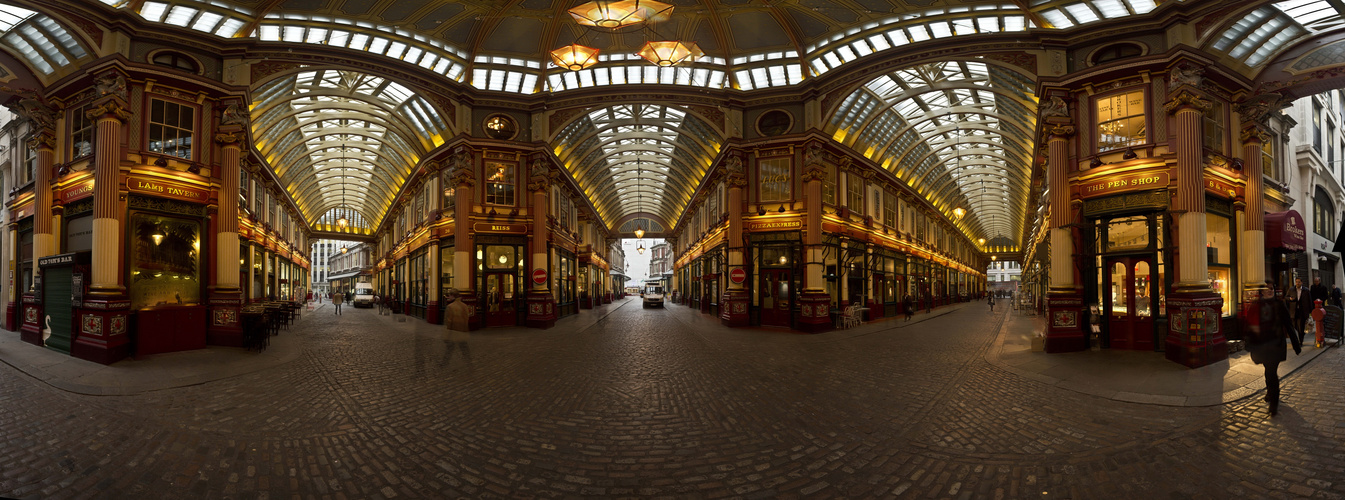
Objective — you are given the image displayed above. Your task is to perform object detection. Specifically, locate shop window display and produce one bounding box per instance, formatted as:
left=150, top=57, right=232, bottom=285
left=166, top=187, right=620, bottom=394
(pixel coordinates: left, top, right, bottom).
left=129, top=214, right=201, bottom=309
left=1206, top=212, right=1232, bottom=316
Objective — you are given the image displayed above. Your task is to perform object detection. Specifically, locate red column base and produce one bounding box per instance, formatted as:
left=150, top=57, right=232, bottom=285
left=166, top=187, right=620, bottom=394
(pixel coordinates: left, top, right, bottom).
left=579, top=296, right=592, bottom=309
left=526, top=291, right=556, bottom=329
left=403, top=300, right=411, bottom=315
left=5, top=301, right=17, bottom=332
left=207, top=291, right=244, bottom=348
left=720, top=289, right=749, bottom=327
left=1164, top=289, right=1228, bottom=368
left=866, top=299, right=882, bottom=321
left=1045, top=292, right=1087, bottom=353
left=19, top=293, right=42, bottom=346
left=72, top=298, right=132, bottom=365
left=459, top=291, right=482, bottom=331
left=797, top=291, right=833, bottom=333
left=426, top=300, right=442, bottom=325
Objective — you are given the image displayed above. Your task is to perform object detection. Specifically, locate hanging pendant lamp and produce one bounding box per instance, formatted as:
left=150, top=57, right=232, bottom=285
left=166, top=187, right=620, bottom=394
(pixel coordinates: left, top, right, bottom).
left=335, top=140, right=349, bottom=229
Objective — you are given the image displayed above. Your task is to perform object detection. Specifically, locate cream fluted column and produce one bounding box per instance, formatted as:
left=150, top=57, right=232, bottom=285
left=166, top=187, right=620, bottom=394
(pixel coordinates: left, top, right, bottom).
left=87, top=100, right=131, bottom=294
left=28, top=131, right=55, bottom=289
left=720, top=154, right=748, bottom=326
left=798, top=143, right=832, bottom=332
left=1046, top=123, right=1075, bottom=294
left=449, top=150, right=476, bottom=292
left=528, top=163, right=550, bottom=294
left=214, top=129, right=244, bottom=292
left=1165, top=91, right=1214, bottom=292
left=1240, top=125, right=1269, bottom=297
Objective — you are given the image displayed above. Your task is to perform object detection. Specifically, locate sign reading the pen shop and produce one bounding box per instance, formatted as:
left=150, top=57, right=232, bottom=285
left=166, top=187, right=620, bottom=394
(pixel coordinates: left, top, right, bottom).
left=1080, top=172, right=1168, bottom=199
left=473, top=223, right=527, bottom=234
left=128, top=176, right=209, bottom=203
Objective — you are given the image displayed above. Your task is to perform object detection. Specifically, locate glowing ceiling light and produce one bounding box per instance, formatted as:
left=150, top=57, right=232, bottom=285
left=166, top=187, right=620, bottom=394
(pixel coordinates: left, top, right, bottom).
left=550, top=44, right=601, bottom=71
left=568, top=0, right=673, bottom=29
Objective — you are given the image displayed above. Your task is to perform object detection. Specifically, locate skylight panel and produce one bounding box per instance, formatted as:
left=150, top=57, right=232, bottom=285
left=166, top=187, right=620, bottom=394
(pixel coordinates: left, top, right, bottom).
left=259, top=25, right=280, bottom=41
left=1064, top=3, right=1100, bottom=24
left=908, top=26, right=931, bottom=42
left=1093, top=0, right=1128, bottom=18
left=1127, top=0, right=1156, bottom=12
left=192, top=11, right=224, bottom=32
left=1004, top=16, right=1026, bottom=31
left=1039, top=9, right=1073, bottom=28
left=386, top=41, right=408, bottom=58
left=140, top=2, right=169, bottom=23
left=367, top=37, right=389, bottom=54
left=736, top=70, right=754, bottom=91
left=928, top=21, right=953, bottom=38
left=16, top=24, right=69, bottom=66
left=283, top=26, right=304, bottom=41
left=164, top=6, right=198, bottom=27
left=3, top=32, right=53, bottom=73
left=0, top=7, right=35, bottom=32
left=216, top=18, right=244, bottom=37
left=348, top=33, right=370, bottom=49
left=976, top=17, right=999, bottom=32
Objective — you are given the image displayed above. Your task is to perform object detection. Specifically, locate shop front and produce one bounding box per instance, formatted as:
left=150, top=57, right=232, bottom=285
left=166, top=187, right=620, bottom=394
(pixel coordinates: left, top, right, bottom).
left=753, top=238, right=799, bottom=328
left=477, top=239, right=526, bottom=327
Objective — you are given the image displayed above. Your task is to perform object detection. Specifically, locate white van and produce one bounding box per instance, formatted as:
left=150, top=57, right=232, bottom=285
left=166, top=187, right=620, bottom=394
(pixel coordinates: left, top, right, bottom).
left=642, top=281, right=664, bottom=308
left=352, top=283, right=375, bottom=308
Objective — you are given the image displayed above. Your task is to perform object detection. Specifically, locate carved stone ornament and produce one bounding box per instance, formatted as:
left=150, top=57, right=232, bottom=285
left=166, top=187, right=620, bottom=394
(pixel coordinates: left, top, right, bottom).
left=800, top=163, right=828, bottom=182
left=221, top=102, right=248, bottom=126
left=805, top=143, right=825, bottom=170
left=725, top=171, right=748, bottom=189
left=86, top=100, right=131, bottom=123
left=15, top=97, right=57, bottom=130
left=528, top=168, right=549, bottom=193
left=94, top=72, right=128, bottom=101
left=1163, top=90, right=1213, bottom=115
left=215, top=130, right=245, bottom=146
left=724, top=154, right=744, bottom=176
left=1167, top=63, right=1203, bottom=93
left=1235, top=92, right=1287, bottom=123
left=1039, top=96, right=1069, bottom=119
left=449, top=159, right=476, bottom=188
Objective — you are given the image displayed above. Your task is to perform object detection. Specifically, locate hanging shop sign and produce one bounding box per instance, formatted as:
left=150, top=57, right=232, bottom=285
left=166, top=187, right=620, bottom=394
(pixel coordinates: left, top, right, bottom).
left=747, top=219, right=802, bottom=231
left=60, top=179, right=94, bottom=202
left=1264, top=210, right=1306, bottom=252
left=1080, top=190, right=1169, bottom=217
left=1079, top=172, right=1168, bottom=199
left=1203, top=177, right=1239, bottom=199
left=473, top=223, right=527, bottom=234
left=127, top=175, right=209, bottom=203
left=10, top=200, right=33, bottom=222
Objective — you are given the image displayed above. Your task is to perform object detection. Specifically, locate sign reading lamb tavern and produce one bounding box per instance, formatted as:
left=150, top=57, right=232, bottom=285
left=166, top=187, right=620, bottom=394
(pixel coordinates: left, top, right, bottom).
left=128, top=176, right=209, bottom=203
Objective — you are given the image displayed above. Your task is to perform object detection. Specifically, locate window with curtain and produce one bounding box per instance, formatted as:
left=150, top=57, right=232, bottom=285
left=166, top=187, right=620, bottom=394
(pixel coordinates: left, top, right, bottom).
left=1096, top=90, right=1145, bottom=152
left=148, top=98, right=195, bottom=160
left=758, top=157, right=790, bottom=202
left=70, top=103, right=93, bottom=160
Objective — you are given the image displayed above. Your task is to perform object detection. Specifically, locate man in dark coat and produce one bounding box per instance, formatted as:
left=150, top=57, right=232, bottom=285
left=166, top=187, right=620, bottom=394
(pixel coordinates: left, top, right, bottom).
left=1291, top=277, right=1313, bottom=334
left=1310, top=276, right=1329, bottom=306
left=1246, top=284, right=1303, bottom=416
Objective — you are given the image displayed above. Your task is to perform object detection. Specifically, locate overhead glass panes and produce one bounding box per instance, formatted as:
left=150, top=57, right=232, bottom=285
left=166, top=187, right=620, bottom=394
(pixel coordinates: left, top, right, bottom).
left=1209, top=1, right=1342, bottom=68
left=827, top=59, right=1035, bottom=245
left=0, top=10, right=88, bottom=75
left=545, top=65, right=726, bottom=92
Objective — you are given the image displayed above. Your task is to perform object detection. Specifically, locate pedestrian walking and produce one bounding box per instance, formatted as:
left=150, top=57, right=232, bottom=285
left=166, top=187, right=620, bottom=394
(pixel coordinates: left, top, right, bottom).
left=1244, top=283, right=1303, bottom=416
left=902, top=294, right=914, bottom=321
left=1290, top=277, right=1312, bottom=335
left=1332, top=285, right=1342, bottom=308
left=988, top=294, right=995, bottom=312
left=332, top=290, right=344, bottom=315
left=1312, top=299, right=1327, bottom=348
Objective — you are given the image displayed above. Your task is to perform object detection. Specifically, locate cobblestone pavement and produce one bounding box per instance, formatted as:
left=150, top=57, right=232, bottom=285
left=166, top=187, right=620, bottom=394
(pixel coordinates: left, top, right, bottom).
left=2, top=299, right=1343, bottom=499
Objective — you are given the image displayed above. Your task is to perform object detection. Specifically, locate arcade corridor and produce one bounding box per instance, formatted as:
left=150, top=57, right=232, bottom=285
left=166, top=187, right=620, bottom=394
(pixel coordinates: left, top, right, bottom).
left=1, top=300, right=1341, bottom=498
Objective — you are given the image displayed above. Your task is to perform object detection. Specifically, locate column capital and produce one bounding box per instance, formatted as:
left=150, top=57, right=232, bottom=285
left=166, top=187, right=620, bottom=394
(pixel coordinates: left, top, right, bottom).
left=1239, top=125, right=1270, bottom=145
left=26, top=131, right=55, bottom=151
left=1164, top=90, right=1212, bottom=116
left=725, top=171, right=748, bottom=188
left=1046, top=123, right=1075, bottom=139
left=528, top=170, right=549, bottom=193
left=215, top=131, right=247, bottom=147
left=86, top=99, right=131, bottom=123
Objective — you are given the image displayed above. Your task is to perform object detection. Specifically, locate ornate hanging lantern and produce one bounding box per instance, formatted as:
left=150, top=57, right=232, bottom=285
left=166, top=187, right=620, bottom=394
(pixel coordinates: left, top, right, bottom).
left=550, top=44, right=601, bottom=71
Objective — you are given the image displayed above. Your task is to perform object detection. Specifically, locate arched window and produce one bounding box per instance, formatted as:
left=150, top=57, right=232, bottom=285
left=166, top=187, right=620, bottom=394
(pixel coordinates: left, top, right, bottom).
left=1314, top=187, right=1335, bottom=240
left=150, top=51, right=200, bottom=73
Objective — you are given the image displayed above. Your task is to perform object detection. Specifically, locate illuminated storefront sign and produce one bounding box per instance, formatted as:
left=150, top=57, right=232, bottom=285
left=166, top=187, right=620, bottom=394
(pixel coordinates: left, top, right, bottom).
left=473, top=223, right=527, bottom=234
left=128, top=176, right=209, bottom=203
left=1080, top=172, right=1168, bottom=199
left=747, top=219, right=802, bottom=231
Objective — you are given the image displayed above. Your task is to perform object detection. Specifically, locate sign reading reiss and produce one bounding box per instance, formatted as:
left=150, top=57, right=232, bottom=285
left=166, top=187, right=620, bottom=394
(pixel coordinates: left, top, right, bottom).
left=128, top=176, right=208, bottom=203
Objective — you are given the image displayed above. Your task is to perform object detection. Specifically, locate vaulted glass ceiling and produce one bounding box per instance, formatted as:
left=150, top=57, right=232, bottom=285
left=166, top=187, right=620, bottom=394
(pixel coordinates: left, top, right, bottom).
left=828, top=60, right=1036, bottom=243
left=1209, top=0, right=1345, bottom=67
left=553, top=105, right=722, bottom=231
left=249, top=69, right=450, bottom=233
left=0, top=4, right=88, bottom=75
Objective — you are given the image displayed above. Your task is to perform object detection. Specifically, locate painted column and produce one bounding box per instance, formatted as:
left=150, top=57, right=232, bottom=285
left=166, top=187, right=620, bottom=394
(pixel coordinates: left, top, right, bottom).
left=5, top=223, right=16, bottom=331
left=449, top=149, right=480, bottom=330
left=721, top=155, right=749, bottom=327
left=526, top=159, right=556, bottom=328
left=1043, top=120, right=1085, bottom=352
left=798, top=143, right=832, bottom=332
left=205, top=119, right=246, bottom=347
left=1239, top=125, right=1269, bottom=300
left=71, top=95, right=133, bottom=363
left=19, top=131, right=55, bottom=347
left=1163, top=87, right=1225, bottom=367
left=426, top=173, right=442, bottom=324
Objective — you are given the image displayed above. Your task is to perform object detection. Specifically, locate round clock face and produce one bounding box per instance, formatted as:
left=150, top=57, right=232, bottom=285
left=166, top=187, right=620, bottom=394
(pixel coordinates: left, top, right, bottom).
left=483, top=114, right=518, bottom=140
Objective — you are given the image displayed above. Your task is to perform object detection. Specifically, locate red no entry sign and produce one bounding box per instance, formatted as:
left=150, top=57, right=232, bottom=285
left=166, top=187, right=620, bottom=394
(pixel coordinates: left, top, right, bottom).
left=532, top=268, right=548, bottom=285
left=729, top=267, right=746, bottom=284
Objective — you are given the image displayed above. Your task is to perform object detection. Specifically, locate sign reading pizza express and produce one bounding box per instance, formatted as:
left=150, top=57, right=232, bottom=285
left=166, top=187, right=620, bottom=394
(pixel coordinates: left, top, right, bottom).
left=1080, top=172, right=1169, bottom=199
left=747, top=219, right=802, bottom=231
left=128, top=175, right=209, bottom=203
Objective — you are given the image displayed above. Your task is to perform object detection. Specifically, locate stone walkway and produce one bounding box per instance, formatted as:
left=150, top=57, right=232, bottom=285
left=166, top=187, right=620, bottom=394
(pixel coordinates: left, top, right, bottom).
left=0, top=297, right=1341, bottom=499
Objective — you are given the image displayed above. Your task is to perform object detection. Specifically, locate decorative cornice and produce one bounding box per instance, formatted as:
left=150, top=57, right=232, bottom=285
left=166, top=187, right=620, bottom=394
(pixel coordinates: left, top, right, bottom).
left=1239, top=126, right=1270, bottom=145
left=26, top=132, right=55, bottom=151
left=1046, top=124, right=1075, bottom=139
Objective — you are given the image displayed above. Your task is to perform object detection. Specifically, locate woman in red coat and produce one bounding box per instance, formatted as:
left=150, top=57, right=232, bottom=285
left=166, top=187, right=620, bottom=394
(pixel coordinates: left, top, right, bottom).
left=1245, top=284, right=1304, bottom=416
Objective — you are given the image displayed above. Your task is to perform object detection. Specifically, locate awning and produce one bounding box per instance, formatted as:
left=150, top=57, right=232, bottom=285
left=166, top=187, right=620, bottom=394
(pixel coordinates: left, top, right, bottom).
left=1333, top=218, right=1345, bottom=252
left=1265, top=210, right=1306, bottom=251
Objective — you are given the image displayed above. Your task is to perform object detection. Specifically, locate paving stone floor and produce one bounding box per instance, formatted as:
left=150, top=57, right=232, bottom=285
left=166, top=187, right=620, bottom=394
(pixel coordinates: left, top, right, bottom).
left=1, top=298, right=1343, bottom=499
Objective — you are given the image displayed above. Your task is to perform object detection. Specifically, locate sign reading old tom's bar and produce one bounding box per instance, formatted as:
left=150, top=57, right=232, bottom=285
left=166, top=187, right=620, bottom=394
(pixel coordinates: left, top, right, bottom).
left=128, top=175, right=209, bottom=203
left=1080, top=172, right=1169, bottom=199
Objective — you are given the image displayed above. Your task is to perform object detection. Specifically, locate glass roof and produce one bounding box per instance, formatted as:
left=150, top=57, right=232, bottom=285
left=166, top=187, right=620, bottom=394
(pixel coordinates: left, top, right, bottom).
left=250, top=69, right=451, bottom=232
left=94, top=0, right=1166, bottom=95
left=0, top=3, right=88, bottom=75
left=1209, top=1, right=1345, bottom=67
left=552, top=104, right=722, bottom=231
left=829, top=60, right=1036, bottom=244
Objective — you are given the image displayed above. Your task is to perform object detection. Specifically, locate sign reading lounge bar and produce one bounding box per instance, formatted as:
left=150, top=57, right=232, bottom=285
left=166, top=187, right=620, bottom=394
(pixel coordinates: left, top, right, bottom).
left=128, top=175, right=209, bottom=203
left=1080, top=172, right=1168, bottom=199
